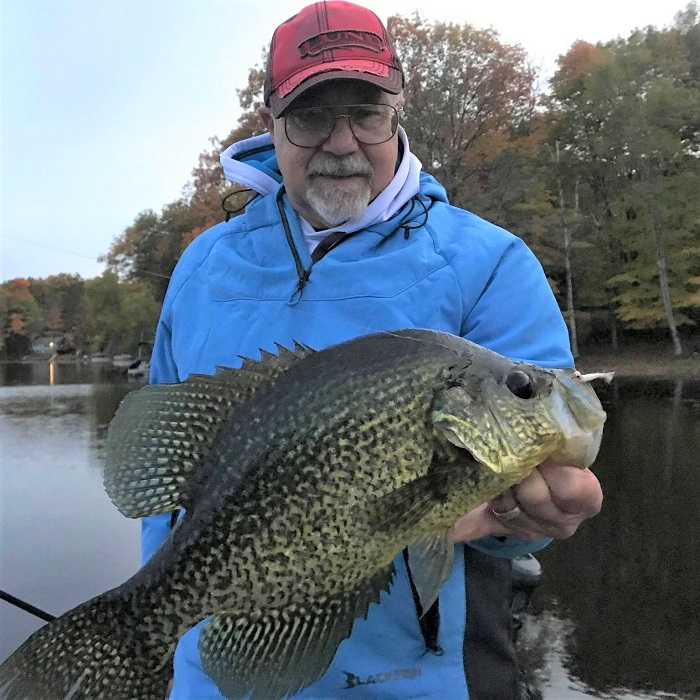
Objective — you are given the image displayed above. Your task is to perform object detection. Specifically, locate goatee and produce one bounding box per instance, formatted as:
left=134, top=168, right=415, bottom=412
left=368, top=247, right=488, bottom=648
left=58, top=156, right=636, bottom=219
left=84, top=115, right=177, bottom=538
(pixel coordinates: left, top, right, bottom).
left=306, top=154, right=374, bottom=227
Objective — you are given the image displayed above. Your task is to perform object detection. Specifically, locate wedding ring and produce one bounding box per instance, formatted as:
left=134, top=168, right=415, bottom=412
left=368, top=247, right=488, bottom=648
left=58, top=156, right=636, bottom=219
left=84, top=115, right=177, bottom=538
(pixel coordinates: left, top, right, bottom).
left=490, top=505, right=522, bottom=521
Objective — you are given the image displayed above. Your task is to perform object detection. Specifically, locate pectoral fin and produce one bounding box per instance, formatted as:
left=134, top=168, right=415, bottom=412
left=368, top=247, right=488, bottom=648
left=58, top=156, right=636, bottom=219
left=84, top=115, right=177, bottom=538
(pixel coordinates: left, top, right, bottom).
left=370, top=453, right=458, bottom=534
left=199, top=566, right=394, bottom=700
left=406, top=531, right=454, bottom=614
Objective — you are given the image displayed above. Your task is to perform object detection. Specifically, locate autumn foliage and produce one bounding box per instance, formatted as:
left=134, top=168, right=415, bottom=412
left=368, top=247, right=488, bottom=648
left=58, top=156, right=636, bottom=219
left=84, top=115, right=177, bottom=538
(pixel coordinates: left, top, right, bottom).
left=3, top=5, right=699, bottom=359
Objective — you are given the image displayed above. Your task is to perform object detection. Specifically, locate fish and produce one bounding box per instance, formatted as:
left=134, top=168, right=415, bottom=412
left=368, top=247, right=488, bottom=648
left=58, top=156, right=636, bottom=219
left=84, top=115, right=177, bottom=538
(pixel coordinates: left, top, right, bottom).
left=0, top=328, right=607, bottom=700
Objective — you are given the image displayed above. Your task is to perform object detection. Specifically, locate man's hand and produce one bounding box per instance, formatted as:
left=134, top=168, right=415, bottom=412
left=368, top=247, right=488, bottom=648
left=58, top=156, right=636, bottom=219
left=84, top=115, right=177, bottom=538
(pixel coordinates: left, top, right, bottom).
left=451, top=459, right=603, bottom=543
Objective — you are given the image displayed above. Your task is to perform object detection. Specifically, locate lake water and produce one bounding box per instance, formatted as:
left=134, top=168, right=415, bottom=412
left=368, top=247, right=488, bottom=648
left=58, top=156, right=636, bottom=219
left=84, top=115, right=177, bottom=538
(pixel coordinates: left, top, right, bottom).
left=1, top=361, right=698, bottom=699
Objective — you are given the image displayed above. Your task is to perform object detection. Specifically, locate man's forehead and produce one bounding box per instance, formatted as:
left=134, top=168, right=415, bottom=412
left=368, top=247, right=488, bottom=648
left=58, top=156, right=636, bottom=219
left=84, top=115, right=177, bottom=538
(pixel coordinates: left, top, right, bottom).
left=289, top=79, right=392, bottom=109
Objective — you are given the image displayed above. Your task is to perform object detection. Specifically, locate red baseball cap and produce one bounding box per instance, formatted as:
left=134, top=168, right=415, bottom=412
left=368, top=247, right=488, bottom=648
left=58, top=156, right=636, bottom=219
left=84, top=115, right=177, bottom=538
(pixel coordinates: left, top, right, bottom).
left=264, top=1, right=404, bottom=117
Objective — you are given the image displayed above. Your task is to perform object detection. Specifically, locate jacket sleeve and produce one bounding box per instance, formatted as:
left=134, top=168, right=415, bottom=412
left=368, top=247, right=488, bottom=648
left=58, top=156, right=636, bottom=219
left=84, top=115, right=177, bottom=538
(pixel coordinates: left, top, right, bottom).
left=458, top=233, right=574, bottom=559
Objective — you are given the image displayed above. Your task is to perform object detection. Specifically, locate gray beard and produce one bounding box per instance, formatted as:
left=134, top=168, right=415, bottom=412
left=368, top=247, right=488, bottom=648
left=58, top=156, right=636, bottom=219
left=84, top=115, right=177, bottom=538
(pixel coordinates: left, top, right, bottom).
left=306, top=180, right=371, bottom=227
left=305, top=154, right=374, bottom=227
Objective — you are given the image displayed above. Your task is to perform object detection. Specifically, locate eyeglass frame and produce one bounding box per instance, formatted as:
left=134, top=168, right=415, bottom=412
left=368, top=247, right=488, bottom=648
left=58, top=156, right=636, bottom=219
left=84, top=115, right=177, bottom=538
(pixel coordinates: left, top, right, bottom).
left=282, top=103, right=403, bottom=148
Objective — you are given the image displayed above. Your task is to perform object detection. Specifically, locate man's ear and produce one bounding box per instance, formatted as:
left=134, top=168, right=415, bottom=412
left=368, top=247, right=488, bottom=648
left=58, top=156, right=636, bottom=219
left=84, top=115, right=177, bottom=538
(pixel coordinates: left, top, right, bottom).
left=258, top=107, right=276, bottom=142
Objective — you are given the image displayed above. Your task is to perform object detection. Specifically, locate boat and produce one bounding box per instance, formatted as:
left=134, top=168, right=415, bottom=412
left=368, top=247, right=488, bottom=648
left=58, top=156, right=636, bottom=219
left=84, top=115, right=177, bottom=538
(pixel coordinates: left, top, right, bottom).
left=89, top=353, right=111, bottom=364
left=126, top=359, right=150, bottom=378
left=112, top=354, right=136, bottom=369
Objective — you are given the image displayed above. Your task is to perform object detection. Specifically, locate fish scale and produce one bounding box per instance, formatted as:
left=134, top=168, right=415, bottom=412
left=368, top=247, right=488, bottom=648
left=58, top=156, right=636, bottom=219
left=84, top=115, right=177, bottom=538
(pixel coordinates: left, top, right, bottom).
left=0, top=329, right=607, bottom=700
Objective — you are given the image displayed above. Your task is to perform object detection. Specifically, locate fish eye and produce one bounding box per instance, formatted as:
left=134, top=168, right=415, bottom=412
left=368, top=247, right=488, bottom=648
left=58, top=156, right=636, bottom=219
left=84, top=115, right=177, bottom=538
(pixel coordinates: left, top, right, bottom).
left=505, top=370, right=536, bottom=399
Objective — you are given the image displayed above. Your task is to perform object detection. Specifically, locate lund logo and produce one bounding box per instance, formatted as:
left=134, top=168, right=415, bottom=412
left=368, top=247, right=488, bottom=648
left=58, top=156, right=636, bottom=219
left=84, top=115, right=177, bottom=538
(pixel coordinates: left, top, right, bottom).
left=299, top=30, right=385, bottom=57
left=342, top=667, right=421, bottom=689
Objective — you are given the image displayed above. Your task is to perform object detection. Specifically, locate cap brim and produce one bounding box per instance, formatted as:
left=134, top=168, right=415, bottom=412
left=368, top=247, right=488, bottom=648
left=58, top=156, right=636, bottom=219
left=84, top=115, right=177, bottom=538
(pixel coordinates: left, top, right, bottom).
left=268, top=66, right=402, bottom=117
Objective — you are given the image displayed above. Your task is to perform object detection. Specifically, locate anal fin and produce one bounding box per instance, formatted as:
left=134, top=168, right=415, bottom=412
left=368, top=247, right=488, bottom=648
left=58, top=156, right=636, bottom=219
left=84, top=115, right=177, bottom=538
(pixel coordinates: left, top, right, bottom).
left=198, top=566, right=394, bottom=700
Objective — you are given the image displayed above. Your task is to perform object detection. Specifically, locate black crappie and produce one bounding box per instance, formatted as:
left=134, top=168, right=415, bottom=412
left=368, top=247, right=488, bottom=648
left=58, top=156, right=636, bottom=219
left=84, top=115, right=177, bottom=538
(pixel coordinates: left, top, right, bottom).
left=0, top=329, right=607, bottom=700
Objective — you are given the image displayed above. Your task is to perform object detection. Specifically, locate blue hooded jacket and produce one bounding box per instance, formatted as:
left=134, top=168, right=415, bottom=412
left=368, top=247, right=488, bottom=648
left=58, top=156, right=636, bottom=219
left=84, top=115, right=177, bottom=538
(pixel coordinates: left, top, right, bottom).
left=143, top=133, right=574, bottom=699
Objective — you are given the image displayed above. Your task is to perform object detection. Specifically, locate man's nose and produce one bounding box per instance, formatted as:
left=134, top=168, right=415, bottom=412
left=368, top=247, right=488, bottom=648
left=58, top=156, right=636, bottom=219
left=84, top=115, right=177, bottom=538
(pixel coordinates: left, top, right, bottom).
left=322, top=115, right=359, bottom=155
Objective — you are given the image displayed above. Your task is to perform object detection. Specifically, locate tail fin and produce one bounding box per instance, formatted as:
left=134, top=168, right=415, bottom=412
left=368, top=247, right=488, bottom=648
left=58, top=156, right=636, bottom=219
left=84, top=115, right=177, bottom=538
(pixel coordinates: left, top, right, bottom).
left=0, top=594, right=173, bottom=700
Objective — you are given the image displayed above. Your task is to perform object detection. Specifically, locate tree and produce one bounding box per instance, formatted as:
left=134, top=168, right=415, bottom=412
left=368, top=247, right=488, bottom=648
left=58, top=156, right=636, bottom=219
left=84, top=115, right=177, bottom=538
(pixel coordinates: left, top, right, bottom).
left=185, top=55, right=269, bottom=226
left=606, top=36, right=700, bottom=354
left=91, top=8, right=699, bottom=354
left=101, top=206, right=187, bottom=303
left=29, top=273, right=85, bottom=343
left=83, top=271, right=160, bottom=355
left=1, top=279, right=41, bottom=338
left=545, top=17, right=700, bottom=354
left=103, top=54, right=270, bottom=291
left=545, top=41, right=626, bottom=346
left=388, top=13, right=536, bottom=207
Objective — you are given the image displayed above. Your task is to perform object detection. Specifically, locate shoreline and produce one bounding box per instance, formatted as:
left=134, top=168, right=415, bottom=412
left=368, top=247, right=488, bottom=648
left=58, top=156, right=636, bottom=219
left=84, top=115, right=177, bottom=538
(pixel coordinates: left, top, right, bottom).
left=575, top=347, right=700, bottom=380
left=4, top=347, right=700, bottom=380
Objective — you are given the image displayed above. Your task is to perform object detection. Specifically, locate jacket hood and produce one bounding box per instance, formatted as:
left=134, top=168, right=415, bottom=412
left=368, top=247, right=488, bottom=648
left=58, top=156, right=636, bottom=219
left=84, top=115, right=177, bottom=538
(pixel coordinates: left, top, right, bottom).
left=219, top=134, right=282, bottom=196
left=219, top=129, right=450, bottom=218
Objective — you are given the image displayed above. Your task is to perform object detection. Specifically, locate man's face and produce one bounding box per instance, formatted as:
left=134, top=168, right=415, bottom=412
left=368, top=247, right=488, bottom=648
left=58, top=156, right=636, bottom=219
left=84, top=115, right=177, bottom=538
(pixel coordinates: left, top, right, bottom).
left=259, top=80, right=402, bottom=229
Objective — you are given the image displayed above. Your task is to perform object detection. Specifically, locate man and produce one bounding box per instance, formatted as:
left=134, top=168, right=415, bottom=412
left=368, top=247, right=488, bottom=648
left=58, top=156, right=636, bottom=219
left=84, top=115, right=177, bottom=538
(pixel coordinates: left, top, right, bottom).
left=144, top=1, right=603, bottom=697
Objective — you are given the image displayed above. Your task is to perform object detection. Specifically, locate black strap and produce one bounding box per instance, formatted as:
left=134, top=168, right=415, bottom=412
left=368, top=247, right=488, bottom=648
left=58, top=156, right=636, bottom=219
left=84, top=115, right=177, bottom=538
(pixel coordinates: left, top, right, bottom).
left=463, top=547, right=520, bottom=700
left=402, top=548, right=443, bottom=654
left=310, top=231, right=349, bottom=263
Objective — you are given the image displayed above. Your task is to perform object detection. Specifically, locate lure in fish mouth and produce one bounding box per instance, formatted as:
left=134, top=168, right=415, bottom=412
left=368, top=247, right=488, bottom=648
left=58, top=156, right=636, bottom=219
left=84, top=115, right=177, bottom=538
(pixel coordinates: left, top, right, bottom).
left=394, top=328, right=607, bottom=477
left=431, top=357, right=606, bottom=476
left=0, top=328, right=608, bottom=700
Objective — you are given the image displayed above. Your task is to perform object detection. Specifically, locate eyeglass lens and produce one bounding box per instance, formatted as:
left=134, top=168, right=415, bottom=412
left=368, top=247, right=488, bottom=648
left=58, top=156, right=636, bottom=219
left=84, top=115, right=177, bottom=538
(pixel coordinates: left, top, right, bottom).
left=285, top=104, right=399, bottom=147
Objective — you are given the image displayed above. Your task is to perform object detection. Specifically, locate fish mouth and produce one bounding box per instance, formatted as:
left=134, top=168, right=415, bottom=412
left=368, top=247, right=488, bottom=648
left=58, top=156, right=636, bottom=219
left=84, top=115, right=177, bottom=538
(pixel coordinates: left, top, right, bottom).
left=438, top=427, right=486, bottom=470
left=441, top=428, right=472, bottom=454
left=547, top=374, right=607, bottom=468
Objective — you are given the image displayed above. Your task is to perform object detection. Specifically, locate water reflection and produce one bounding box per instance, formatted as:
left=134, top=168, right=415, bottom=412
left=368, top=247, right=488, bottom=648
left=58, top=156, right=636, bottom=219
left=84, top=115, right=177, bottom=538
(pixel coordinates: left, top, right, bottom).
left=520, top=378, right=700, bottom=699
left=1, top=364, right=698, bottom=699
left=0, top=363, right=143, bottom=664
left=0, top=359, right=151, bottom=388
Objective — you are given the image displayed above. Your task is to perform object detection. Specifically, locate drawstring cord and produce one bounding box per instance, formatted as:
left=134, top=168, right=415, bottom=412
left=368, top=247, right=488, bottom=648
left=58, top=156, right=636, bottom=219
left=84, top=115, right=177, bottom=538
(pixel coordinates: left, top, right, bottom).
left=270, top=190, right=433, bottom=301
left=399, top=196, right=430, bottom=239
left=276, top=188, right=313, bottom=303
left=222, top=188, right=257, bottom=222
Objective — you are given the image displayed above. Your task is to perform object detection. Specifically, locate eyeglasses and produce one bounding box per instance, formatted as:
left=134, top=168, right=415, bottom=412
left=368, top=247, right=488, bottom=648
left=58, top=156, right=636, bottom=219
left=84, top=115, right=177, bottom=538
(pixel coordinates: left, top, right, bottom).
left=283, top=103, right=402, bottom=148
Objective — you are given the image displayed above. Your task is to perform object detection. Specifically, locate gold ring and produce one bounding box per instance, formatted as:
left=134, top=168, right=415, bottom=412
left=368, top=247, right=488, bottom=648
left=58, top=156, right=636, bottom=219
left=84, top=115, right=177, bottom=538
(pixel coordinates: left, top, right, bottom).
left=490, top=505, right=522, bottom=521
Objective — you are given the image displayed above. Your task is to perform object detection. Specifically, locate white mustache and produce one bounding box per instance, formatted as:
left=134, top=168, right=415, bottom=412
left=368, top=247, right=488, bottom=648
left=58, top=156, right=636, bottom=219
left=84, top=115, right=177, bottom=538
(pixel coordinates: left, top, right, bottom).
left=308, top=155, right=373, bottom=179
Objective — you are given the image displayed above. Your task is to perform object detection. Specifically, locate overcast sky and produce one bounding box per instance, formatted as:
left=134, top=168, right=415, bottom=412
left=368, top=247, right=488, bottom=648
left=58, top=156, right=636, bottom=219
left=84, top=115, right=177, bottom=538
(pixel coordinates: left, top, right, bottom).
left=0, top=0, right=687, bottom=282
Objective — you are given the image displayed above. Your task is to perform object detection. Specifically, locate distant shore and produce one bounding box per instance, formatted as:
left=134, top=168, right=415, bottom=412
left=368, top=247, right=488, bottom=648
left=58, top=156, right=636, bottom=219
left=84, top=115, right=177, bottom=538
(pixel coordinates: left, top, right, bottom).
left=3, top=344, right=700, bottom=380
left=576, top=345, right=700, bottom=379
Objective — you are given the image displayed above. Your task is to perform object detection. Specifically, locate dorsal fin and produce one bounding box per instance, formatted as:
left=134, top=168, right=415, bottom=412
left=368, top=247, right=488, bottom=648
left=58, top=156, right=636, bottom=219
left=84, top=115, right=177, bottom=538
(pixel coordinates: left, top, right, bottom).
left=235, top=341, right=313, bottom=383
left=103, top=342, right=314, bottom=518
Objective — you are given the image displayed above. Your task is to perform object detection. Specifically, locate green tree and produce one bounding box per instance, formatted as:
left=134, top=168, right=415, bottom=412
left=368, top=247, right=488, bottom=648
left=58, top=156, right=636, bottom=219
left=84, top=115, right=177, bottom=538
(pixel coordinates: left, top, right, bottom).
left=101, top=205, right=189, bottom=303
left=83, top=271, right=160, bottom=355
left=545, top=41, right=626, bottom=347
left=605, top=32, right=700, bottom=354
left=29, top=273, right=85, bottom=344
left=545, top=13, right=700, bottom=353
left=103, top=54, right=270, bottom=292
left=0, top=286, right=9, bottom=355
